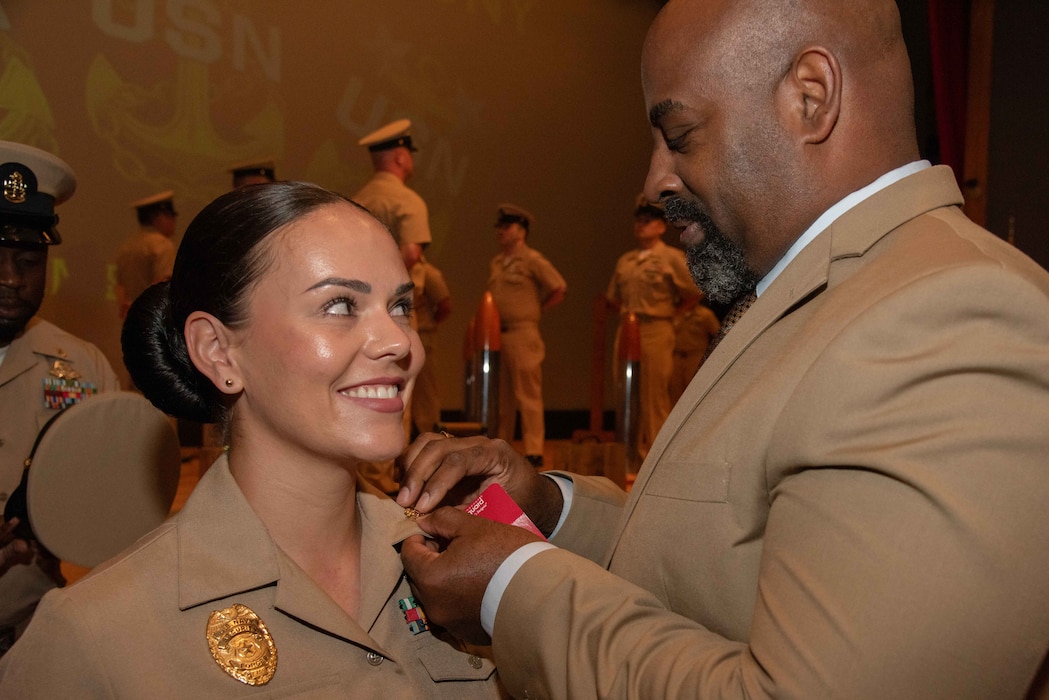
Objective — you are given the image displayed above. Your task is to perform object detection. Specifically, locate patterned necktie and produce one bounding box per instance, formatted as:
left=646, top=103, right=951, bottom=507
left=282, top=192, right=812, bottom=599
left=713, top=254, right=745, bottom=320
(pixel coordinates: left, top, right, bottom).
left=704, top=289, right=757, bottom=359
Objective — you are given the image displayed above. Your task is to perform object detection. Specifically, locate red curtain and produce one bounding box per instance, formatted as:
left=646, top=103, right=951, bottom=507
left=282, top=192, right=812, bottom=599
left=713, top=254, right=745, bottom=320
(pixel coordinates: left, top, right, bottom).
left=927, top=0, right=970, bottom=186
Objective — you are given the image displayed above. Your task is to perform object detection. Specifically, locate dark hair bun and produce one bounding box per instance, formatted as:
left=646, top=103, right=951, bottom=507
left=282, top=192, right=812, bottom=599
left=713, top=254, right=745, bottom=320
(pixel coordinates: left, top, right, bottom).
left=121, top=282, right=222, bottom=423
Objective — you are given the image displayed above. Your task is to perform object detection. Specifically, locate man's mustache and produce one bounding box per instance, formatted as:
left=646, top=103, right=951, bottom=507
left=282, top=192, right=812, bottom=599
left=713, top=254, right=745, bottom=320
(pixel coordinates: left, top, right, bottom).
left=663, top=197, right=719, bottom=238
left=662, top=196, right=700, bottom=224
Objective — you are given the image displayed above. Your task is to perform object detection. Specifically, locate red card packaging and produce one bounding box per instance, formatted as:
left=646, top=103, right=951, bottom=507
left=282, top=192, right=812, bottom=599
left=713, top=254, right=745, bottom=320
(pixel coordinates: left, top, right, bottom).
left=465, top=483, right=547, bottom=540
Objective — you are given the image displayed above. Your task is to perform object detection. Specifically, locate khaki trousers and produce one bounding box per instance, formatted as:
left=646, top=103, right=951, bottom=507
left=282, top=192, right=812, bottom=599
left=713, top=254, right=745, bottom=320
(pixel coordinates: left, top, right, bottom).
left=497, top=323, right=546, bottom=456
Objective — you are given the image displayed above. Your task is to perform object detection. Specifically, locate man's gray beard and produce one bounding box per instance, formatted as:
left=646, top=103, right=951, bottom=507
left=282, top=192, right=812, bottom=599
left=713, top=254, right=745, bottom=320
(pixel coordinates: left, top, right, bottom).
left=664, top=198, right=757, bottom=304
left=685, top=232, right=757, bottom=304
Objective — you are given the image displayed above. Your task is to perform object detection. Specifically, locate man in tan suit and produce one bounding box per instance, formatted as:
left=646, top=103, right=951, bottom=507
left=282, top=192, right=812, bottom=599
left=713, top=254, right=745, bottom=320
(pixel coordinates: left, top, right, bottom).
left=397, top=1, right=1049, bottom=698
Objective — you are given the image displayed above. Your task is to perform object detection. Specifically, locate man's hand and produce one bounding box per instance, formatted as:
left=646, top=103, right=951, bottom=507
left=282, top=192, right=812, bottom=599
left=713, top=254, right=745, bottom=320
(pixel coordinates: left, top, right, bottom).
left=396, top=434, right=564, bottom=536
left=0, top=517, right=33, bottom=577
left=400, top=507, right=543, bottom=645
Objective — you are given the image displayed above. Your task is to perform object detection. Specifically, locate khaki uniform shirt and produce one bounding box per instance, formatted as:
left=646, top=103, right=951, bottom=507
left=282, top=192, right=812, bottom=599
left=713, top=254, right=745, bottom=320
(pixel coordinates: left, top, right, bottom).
left=353, top=172, right=432, bottom=246
left=487, top=244, right=566, bottom=326
left=0, top=456, right=506, bottom=698
left=0, top=318, right=118, bottom=633
left=114, top=227, right=176, bottom=307
left=606, top=241, right=697, bottom=319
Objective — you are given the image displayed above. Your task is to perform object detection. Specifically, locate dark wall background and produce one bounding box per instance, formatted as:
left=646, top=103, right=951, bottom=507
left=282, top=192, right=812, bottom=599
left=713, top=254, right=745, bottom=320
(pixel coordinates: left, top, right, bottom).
left=985, top=2, right=1049, bottom=267
left=898, top=0, right=1049, bottom=270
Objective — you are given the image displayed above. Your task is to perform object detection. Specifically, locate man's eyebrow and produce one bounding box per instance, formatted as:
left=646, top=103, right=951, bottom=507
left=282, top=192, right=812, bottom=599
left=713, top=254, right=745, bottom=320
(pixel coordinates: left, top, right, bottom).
left=306, top=277, right=370, bottom=294
left=649, top=99, right=683, bottom=128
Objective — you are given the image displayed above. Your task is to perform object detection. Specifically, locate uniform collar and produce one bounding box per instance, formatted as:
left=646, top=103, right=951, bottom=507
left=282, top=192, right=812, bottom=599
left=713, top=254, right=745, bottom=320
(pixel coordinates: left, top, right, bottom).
left=0, top=318, right=60, bottom=387
left=176, top=455, right=424, bottom=648
left=631, top=240, right=666, bottom=257
left=372, top=170, right=406, bottom=187
left=500, top=242, right=530, bottom=264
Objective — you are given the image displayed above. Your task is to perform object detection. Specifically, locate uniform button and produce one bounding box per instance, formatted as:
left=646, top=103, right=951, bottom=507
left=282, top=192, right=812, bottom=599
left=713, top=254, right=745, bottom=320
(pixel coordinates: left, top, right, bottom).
left=366, top=652, right=384, bottom=666
left=467, top=654, right=483, bottom=669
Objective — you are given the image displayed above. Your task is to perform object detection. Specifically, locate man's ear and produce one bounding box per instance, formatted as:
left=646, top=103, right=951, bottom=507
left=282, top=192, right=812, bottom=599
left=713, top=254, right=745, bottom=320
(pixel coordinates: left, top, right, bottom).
left=779, top=45, right=841, bottom=145
left=184, top=311, right=241, bottom=394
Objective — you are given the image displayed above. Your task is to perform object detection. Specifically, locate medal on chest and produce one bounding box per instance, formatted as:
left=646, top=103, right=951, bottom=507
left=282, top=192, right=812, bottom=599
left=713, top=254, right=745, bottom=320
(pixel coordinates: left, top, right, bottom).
left=42, top=357, right=97, bottom=410
left=398, top=596, right=431, bottom=635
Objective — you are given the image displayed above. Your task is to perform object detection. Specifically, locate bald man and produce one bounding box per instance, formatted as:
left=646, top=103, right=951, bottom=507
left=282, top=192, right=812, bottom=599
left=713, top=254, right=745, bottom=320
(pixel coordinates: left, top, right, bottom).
left=396, top=2, right=1049, bottom=698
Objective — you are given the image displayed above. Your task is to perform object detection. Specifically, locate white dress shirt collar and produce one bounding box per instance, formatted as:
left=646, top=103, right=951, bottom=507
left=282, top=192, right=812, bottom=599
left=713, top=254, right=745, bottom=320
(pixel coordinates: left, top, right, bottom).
left=756, top=160, right=932, bottom=296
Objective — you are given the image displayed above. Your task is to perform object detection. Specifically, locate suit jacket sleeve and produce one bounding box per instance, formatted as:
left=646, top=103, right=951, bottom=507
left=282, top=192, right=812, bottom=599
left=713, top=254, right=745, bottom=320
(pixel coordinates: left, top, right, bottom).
left=491, top=256, right=1049, bottom=699
left=546, top=473, right=627, bottom=563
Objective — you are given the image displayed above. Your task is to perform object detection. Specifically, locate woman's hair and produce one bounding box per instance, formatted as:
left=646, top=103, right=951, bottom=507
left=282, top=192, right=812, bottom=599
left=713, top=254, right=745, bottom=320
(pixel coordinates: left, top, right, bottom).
left=122, top=181, right=359, bottom=423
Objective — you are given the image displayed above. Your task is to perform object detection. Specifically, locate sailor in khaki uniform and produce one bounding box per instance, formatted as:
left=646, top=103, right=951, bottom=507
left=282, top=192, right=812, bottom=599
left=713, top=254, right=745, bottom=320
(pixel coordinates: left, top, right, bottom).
left=114, top=190, right=178, bottom=318
left=353, top=119, right=432, bottom=260
left=354, top=120, right=449, bottom=485
left=668, top=297, right=720, bottom=404
left=487, top=204, right=566, bottom=467
left=606, top=196, right=699, bottom=458
left=408, top=247, right=451, bottom=435
left=0, top=141, right=119, bottom=653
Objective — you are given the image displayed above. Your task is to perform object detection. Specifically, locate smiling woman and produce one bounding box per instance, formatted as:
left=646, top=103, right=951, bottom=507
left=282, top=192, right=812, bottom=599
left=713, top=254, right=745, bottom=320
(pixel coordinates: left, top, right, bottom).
left=0, top=182, right=507, bottom=698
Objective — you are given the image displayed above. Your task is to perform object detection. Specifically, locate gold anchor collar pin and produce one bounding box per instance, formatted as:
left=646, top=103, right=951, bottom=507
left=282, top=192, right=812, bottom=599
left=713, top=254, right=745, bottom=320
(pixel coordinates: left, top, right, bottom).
left=206, top=603, right=278, bottom=686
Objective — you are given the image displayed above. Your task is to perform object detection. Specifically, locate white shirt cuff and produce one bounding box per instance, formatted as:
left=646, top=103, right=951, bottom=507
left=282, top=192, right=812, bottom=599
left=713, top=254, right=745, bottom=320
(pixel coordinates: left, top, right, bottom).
left=480, top=541, right=556, bottom=636
left=478, top=474, right=574, bottom=636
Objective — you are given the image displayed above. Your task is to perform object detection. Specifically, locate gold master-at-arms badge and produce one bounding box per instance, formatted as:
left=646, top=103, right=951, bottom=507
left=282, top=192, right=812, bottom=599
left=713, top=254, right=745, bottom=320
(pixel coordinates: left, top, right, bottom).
left=206, top=603, right=278, bottom=685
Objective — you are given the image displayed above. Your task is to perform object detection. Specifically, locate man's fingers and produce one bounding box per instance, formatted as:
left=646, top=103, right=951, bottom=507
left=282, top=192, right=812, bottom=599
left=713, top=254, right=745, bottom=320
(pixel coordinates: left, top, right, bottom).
left=0, top=517, right=19, bottom=544
left=399, top=534, right=439, bottom=573
left=397, top=434, right=466, bottom=508
left=0, top=538, right=32, bottom=576
left=414, top=506, right=477, bottom=539
left=398, top=437, right=495, bottom=512
left=400, top=431, right=445, bottom=468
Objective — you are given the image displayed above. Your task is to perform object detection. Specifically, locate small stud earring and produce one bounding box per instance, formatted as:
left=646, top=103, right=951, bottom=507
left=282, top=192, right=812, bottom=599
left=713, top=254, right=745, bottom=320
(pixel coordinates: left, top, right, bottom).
left=224, top=378, right=234, bottom=387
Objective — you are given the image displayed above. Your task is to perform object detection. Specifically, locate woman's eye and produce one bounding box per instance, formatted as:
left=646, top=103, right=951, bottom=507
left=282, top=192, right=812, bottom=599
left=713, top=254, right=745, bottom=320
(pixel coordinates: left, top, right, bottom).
left=391, top=298, right=413, bottom=317
left=323, top=297, right=355, bottom=316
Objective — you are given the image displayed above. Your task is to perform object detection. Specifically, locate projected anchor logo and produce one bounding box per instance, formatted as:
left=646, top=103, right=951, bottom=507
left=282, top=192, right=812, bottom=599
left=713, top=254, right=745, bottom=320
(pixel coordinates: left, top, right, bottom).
left=85, top=54, right=282, bottom=197
left=0, top=36, right=58, bottom=151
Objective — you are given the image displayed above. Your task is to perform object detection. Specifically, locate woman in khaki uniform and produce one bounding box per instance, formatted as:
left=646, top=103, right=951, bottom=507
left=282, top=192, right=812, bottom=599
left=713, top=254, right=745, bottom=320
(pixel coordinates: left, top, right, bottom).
left=0, top=183, right=505, bottom=698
